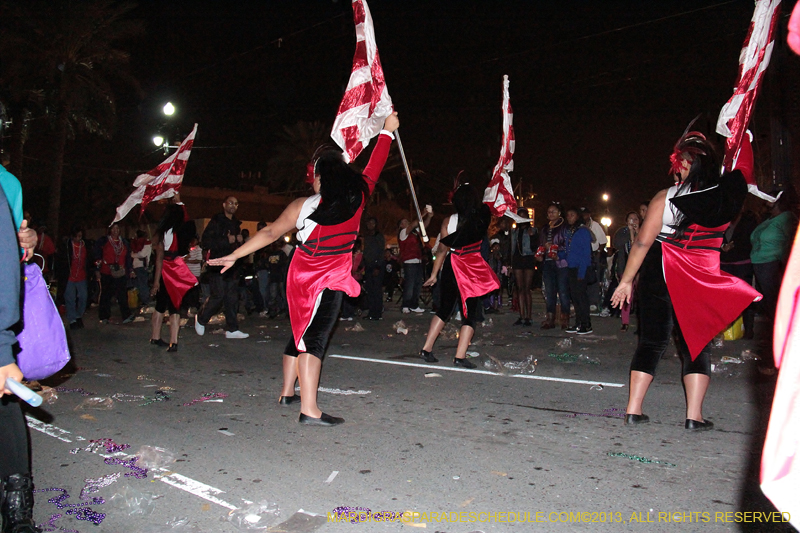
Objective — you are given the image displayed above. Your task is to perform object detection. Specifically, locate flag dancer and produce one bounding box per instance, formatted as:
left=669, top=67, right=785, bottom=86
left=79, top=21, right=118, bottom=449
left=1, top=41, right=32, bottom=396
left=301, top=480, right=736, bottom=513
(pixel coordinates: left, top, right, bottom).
left=610, top=124, right=761, bottom=430
left=210, top=0, right=398, bottom=426
left=419, top=181, right=500, bottom=368
left=149, top=193, right=197, bottom=352
left=208, top=113, right=399, bottom=426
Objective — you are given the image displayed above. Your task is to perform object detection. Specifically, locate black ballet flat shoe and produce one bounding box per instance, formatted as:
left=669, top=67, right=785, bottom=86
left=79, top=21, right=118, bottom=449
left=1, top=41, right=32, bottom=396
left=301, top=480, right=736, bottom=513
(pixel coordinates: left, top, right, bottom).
left=167, top=343, right=178, bottom=352
left=685, top=418, right=714, bottom=431
left=299, top=412, right=344, bottom=426
left=150, top=338, right=168, bottom=347
left=453, top=357, right=477, bottom=369
left=624, top=413, right=650, bottom=425
left=419, top=349, right=438, bottom=363
left=278, top=394, right=301, bottom=406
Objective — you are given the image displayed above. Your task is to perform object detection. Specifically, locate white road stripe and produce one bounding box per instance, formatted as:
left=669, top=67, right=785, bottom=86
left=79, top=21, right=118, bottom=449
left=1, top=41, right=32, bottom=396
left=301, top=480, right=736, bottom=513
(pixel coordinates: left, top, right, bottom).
left=25, top=416, right=73, bottom=442
left=156, top=471, right=237, bottom=510
left=328, top=354, right=625, bottom=388
left=26, top=416, right=238, bottom=510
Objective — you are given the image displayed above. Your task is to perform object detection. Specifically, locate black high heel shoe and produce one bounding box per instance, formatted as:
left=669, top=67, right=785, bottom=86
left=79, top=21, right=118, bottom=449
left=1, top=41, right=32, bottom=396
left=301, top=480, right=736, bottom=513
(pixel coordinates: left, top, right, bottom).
left=167, top=343, right=178, bottom=352
left=150, top=338, right=168, bottom=347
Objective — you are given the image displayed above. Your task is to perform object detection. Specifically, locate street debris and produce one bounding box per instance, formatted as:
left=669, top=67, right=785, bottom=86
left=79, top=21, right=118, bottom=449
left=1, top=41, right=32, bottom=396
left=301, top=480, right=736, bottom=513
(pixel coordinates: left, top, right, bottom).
left=224, top=500, right=280, bottom=530
left=607, top=452, right=676, bottom=467
left=135, top=446, right=176, bottom=470
left=75, top=397, right=114, bottom=410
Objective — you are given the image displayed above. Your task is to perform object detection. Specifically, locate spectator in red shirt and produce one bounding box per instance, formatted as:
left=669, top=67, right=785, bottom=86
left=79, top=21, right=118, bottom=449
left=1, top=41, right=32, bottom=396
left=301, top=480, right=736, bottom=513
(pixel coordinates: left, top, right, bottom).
left=59, top=226, right=91, bottom=329
left=35, top=222, right=56, bottom=279
left=93, top=222, right=134, bottom=324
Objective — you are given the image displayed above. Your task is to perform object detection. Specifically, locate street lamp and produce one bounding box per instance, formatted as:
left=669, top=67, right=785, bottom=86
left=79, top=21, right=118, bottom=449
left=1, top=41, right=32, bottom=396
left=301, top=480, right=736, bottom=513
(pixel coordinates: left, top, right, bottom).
left=152, top=135, right=164, bottom=147
left=600, top=216, right=612, bottom=228
left=163, top=102, right=175, bottom=116
left=602, top=193, right=609, bottom=202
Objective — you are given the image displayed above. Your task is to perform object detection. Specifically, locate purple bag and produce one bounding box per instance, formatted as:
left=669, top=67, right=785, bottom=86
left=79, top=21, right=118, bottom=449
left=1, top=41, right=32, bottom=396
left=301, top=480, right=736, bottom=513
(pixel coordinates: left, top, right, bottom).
left=16, top=263, right=71, bottom=380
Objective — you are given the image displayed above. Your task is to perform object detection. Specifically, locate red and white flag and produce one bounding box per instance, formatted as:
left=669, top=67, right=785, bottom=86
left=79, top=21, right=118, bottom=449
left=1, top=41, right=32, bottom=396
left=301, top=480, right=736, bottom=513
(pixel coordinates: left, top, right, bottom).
left=483, top=75, right=528, bottom=222
left=716, top=0, right=780, bottom=198
left=112, top=124, right=198, bottom=224
left=330, top=0, right=393, bottom=164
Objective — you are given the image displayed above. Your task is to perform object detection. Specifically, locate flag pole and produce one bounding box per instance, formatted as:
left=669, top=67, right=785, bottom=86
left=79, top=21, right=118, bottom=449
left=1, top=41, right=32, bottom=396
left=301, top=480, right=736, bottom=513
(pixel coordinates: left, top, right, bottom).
left=394, top=129, right=428, bottom=242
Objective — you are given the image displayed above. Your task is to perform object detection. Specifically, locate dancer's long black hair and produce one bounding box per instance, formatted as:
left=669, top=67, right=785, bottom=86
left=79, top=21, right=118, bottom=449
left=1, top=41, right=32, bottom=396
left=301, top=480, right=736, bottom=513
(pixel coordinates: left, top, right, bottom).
left=308, top=150, right=369, bottom=226
left=156, top=204, right=185, bottom=241
left=671, top=132, right=721, bottom=238
left=451, top=183, right=481, bottom=233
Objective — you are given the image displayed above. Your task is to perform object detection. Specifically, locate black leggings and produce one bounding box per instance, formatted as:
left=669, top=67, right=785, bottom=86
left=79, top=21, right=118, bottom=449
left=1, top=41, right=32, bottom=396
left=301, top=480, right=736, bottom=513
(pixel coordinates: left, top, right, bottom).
left=630, top=242, right=711, bottom=377
left=436, top=256, right=480, bottom=328
left=0, top=397, right=29, bottom=479
left=284, top=289, right=343, bottom=360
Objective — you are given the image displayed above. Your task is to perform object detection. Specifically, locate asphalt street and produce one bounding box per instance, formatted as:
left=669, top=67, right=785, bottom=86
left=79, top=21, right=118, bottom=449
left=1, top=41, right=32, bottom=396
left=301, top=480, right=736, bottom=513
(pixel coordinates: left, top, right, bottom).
left=21, top=292, right=791, bottom=533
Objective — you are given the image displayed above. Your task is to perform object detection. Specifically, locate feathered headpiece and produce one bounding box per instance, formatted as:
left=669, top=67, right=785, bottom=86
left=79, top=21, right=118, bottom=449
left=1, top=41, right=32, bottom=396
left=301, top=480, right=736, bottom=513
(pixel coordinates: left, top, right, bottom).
left=446, top=170, right=467, bottom=204
left=305, top=144, right=339, bottom=185
left=669, top=117, right=707, bottom=176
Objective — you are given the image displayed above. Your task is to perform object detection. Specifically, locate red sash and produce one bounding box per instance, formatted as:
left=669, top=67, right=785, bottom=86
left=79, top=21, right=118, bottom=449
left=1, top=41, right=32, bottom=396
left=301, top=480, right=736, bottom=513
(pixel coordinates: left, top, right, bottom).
left=661, top=224, right=761, bottom=359
left=450, top=242, right=500, bottom=319
left=162, top=257, right=198, bottom=309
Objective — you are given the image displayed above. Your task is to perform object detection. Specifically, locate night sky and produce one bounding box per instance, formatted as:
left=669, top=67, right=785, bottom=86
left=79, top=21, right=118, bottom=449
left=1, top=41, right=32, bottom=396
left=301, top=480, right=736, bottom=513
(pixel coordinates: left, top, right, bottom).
left=36, top=0, right=799, bottom=227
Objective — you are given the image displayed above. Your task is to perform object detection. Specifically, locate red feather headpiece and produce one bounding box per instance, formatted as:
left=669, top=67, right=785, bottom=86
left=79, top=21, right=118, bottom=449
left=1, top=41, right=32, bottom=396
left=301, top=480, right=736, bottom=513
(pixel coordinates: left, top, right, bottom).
left=669, top=117, right=707, bottom=176
left=446, top=170, right=467, bottom=203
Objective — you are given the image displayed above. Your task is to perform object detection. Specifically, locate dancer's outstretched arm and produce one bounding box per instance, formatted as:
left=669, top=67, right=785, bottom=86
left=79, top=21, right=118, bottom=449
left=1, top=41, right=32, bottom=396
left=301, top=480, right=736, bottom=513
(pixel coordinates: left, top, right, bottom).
left=208, top=198, right=305, bottom=273
left=611, top=189, right=666, bottom=307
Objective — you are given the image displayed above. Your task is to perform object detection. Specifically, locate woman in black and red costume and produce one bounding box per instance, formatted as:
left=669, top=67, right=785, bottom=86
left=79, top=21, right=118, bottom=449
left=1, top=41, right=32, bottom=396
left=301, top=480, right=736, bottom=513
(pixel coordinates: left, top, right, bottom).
left=150, top=193, right=198, bottom=352
left=419, top=182, right=500, bottom=368
left=209, top=112, right=399, bottom=426
left=611, top=124, right=761, bottom=430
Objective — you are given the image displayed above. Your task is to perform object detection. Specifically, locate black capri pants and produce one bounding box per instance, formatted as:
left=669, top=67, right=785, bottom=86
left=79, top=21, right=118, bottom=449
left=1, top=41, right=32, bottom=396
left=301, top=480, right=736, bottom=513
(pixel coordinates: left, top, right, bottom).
left=630, top=241, right=711, bottom=377
left=284, top=289, right=344, bottom=360
left=436, top=255, right=480, bottom=329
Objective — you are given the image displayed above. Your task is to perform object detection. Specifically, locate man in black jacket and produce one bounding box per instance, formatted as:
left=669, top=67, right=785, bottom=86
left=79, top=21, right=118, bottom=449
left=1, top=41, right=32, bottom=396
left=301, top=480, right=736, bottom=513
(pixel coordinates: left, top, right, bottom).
left=195, top=196, right=249, bottom=339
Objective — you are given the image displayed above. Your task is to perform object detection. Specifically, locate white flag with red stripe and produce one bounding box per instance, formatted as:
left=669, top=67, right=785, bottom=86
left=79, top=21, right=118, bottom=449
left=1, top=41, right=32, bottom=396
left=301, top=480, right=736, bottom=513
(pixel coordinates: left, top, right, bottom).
left=483, top=75, right=528, bottom=222
left=112, top=123, right=198, bottom=224
left=330, top=0, right=393, bottom=164
left=716, top=0, right=780, bottom=173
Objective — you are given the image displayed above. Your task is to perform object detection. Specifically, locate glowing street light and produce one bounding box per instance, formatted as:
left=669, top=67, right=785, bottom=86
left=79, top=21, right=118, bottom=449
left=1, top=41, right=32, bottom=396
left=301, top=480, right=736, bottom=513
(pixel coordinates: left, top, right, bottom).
left=602, top=193, right=609, bottom=202
left=152, top=135, right=165, bottom=147
left=163, top=102, right=175, bottom=116
left=600, top=216, right=612, bottom=228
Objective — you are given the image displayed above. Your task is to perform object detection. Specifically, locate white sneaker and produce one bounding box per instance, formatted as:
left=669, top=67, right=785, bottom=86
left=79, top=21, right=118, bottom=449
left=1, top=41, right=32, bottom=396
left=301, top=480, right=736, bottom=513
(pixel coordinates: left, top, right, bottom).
left=411, top=307, right=425, bottom=313
left=402, top=308, right=411, bottom=314
left=194, top=317, right=205, bottom=336
left=599, top=308, right=611, bottom=318
left=590, top=305, right=598, bottom=312
left=258, top=310, right=269, bottom=318
left=226, top=330, right=249, bottom=339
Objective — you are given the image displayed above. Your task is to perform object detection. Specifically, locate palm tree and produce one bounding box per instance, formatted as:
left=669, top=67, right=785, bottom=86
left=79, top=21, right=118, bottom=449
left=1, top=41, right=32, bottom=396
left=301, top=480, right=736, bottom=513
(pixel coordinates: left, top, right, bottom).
left=266, top=120, right=332, bottom=194
left=0, top=0, right=142, bottom=237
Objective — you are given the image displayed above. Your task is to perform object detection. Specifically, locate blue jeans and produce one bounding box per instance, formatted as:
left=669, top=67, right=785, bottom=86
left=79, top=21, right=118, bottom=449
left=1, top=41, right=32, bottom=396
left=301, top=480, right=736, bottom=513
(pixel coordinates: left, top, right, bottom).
left=257, top=270, right=269, bottom=310
left=402, top=262, right=423, bottom=309
left=542, top=260, right=570, bottom=315
left=134, top=267, right=150, bottom=305
left=65, top=280, right=87, bottom=323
